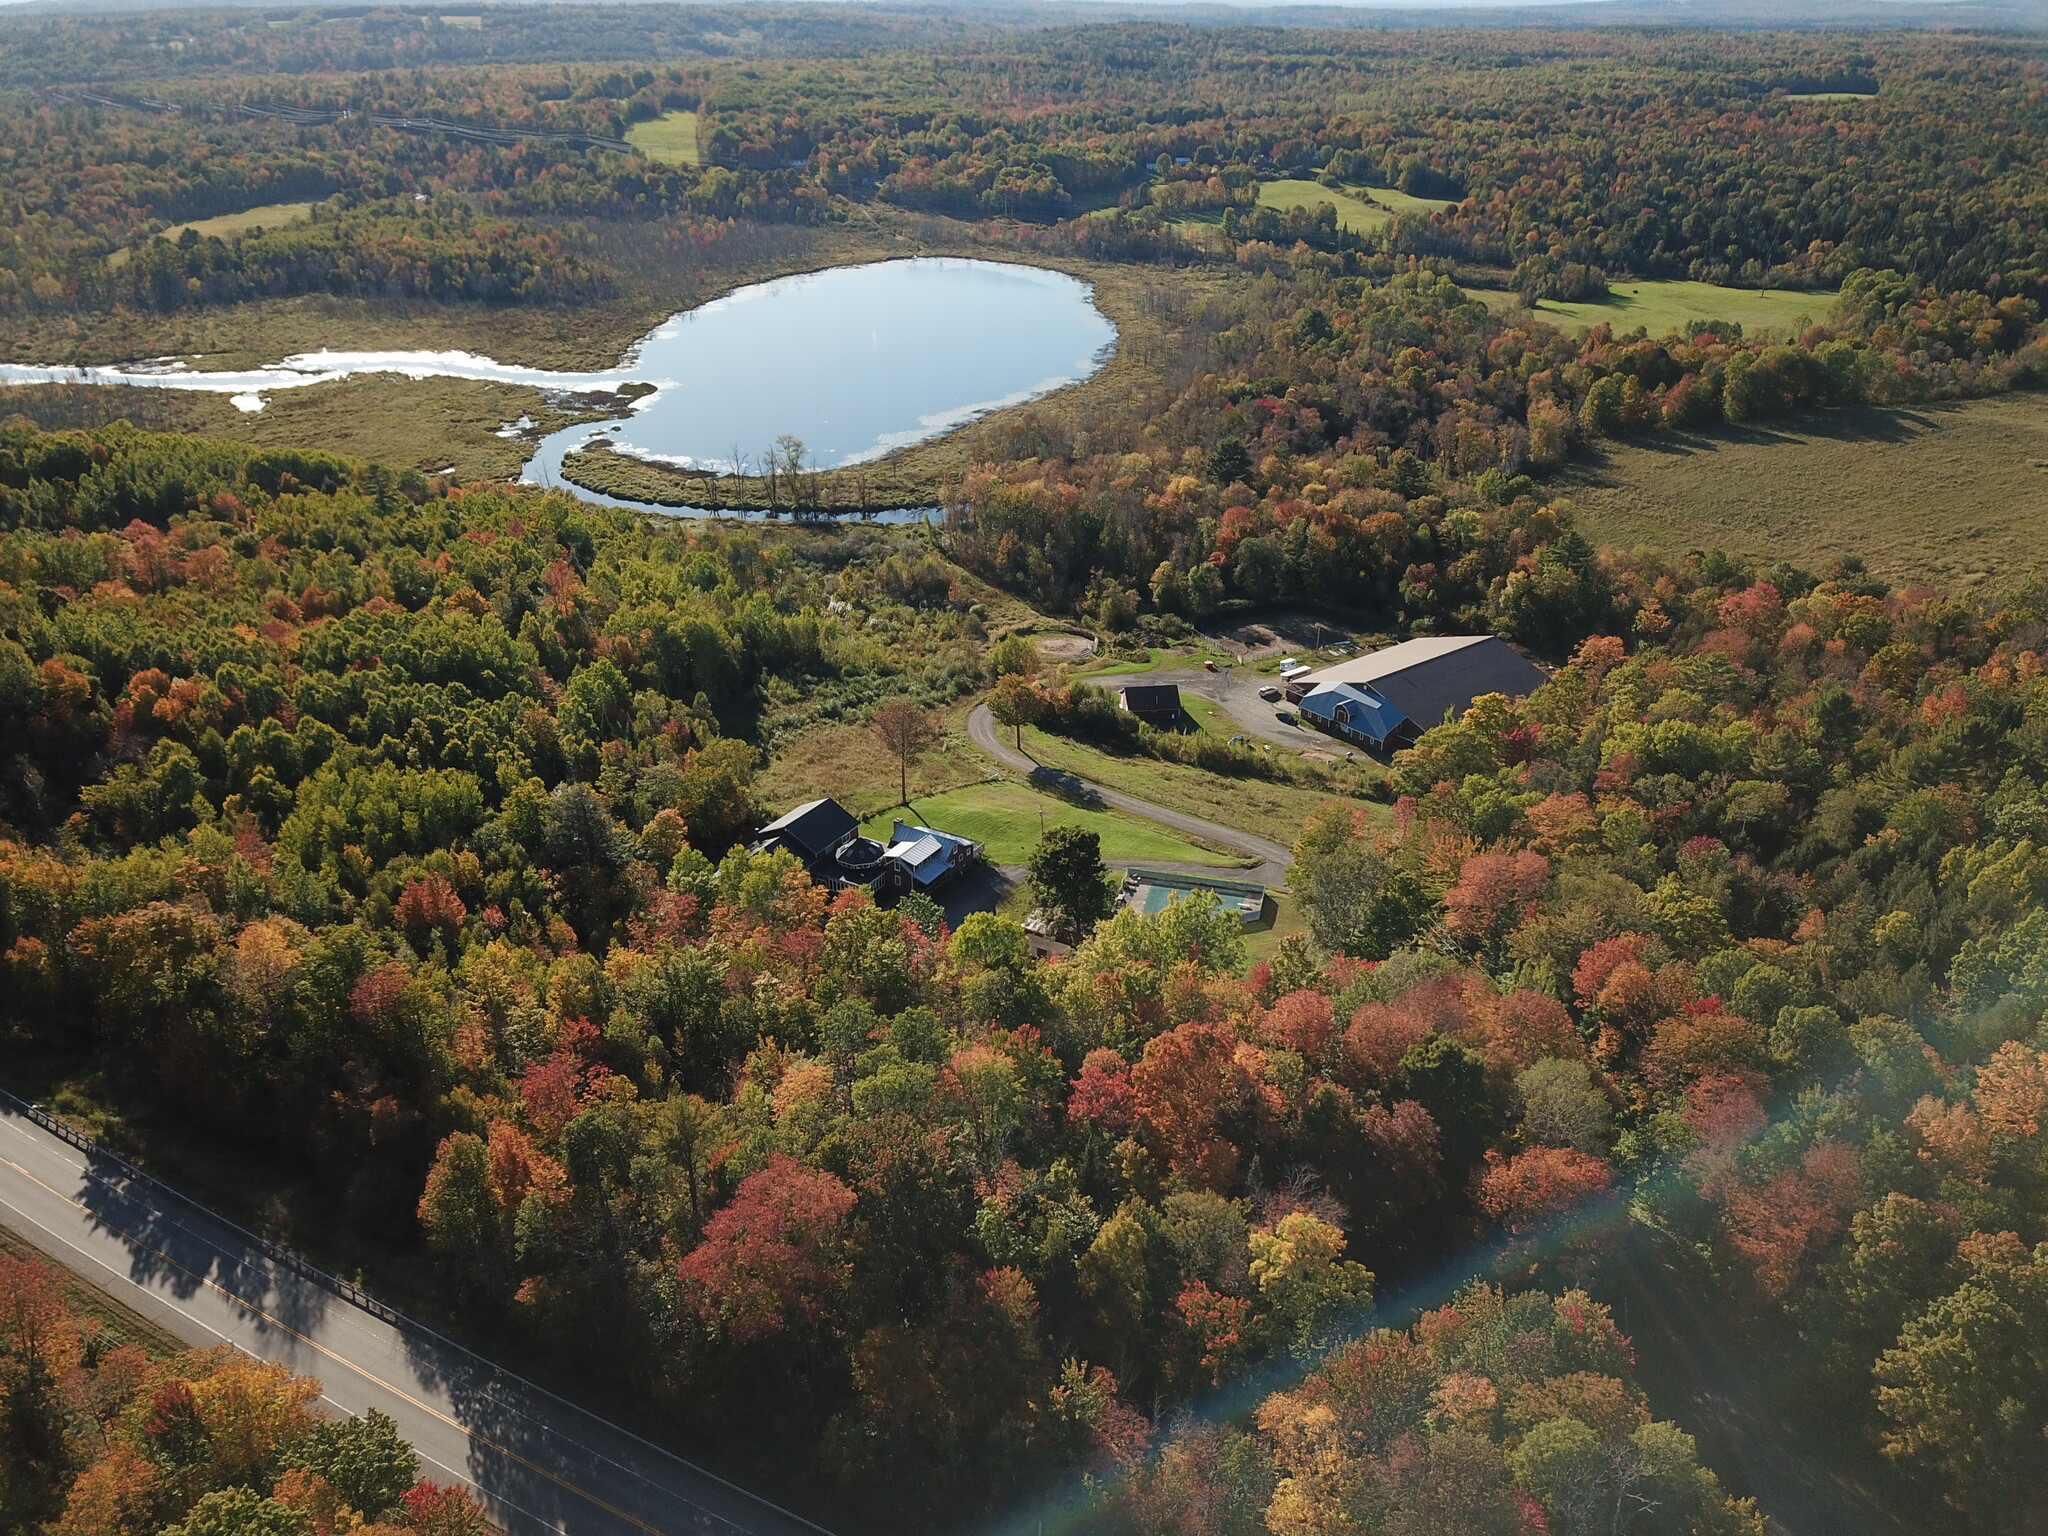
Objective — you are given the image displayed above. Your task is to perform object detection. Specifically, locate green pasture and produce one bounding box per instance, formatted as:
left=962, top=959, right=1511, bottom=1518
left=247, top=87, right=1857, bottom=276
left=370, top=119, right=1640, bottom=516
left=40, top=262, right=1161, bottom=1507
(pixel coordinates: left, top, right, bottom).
left=1470, top=280, right=1830, bottom=338
left=626, top=110, right=700, bottom=166
left=1255, top=179, right=1454, bottom=234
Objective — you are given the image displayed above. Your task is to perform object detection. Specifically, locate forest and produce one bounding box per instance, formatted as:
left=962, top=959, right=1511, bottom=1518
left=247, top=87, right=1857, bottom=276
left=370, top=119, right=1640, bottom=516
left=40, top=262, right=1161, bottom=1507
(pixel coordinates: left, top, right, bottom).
left=0, top=1249, right=488, bottom=1536
left=2, top=7, right=2048, bottom=1536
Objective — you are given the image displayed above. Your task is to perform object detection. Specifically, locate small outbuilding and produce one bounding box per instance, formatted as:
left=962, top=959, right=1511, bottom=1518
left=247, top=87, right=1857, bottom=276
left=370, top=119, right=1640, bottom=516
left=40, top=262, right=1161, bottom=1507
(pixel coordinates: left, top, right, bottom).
left=1118, top=683, right=1184, bottom=726
left=1294, top=636, right=1546, bottom=752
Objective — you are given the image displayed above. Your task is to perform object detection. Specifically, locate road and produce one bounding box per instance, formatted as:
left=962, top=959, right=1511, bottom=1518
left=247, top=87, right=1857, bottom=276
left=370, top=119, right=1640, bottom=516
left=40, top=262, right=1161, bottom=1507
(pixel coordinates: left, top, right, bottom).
left=0, top=1093, right=829, bottom=1536
left=1084, top=665, right=1326, bottom=753
left=967, top=703, right=1292, bottom=885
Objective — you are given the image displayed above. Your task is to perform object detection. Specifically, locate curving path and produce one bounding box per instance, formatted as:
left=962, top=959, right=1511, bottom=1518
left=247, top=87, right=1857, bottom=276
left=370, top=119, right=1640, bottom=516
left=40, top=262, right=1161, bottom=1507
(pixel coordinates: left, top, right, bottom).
left=967, top=703, right=1292, bottom=885
left=0, top=1091, right=830, bottom=1536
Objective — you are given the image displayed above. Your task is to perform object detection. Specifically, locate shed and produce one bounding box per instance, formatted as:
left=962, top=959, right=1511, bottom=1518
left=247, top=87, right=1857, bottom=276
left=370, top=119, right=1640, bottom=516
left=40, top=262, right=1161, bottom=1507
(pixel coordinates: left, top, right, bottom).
left=1294, top=636, right=1545, bottom=751
left=1118, top=683, right=1184, bottom=726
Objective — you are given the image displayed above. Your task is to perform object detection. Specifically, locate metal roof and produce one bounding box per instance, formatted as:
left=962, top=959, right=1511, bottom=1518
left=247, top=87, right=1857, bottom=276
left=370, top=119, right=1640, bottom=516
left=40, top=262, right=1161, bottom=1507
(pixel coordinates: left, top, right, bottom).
left=1296, top=636, right=1545, bottom=733
left=751, top=797, right=858, bottom=860
left=1299, top=681, right=1409, bottom=743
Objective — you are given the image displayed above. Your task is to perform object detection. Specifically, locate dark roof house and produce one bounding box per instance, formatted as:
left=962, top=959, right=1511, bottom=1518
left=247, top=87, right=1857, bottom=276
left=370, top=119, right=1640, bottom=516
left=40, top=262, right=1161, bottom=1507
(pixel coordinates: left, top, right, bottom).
left=1295, top=636, right=1546, bottom=751
left=1118, top=683, right=1183, bottom=726
left=747, top=798, right=860, bottom=867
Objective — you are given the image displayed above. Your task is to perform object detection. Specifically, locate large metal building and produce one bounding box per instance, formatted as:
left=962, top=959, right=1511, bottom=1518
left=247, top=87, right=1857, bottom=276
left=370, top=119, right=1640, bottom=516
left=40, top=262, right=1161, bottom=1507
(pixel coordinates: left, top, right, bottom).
left=1291, top=635, right=1547, bottom=752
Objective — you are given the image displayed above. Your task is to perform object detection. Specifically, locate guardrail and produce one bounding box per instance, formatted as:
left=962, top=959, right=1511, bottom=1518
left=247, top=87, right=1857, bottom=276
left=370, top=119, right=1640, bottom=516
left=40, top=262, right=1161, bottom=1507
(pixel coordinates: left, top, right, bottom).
left=0, top=1084, right=838, bottom=1536
left=0, top=1085, right=410, bottom=1326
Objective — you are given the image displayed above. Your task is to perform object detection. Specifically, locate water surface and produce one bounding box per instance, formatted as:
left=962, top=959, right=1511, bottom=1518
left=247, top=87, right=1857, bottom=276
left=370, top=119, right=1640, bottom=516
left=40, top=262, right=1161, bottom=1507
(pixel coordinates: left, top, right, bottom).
left=0, top=258, right=1118, bottom=516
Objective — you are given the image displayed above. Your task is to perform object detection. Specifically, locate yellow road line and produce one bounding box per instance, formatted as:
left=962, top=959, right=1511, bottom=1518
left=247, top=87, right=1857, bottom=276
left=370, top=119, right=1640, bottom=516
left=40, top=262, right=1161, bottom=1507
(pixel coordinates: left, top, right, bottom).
left=0, top=1148, right=667, bottom=1536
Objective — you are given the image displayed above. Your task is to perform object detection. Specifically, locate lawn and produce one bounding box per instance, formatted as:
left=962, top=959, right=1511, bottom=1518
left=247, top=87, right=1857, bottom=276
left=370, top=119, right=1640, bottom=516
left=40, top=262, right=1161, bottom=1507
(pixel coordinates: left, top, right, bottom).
left=1557, top=393, right=2048, bottom=588
left=862, top=780, right=1242, bottom=867
left=626, top=110, right=700, bottom=166
left=1244, top=890, right=1310, bottom=969
left=1469, top=280, right=1828, bottom=338
left=1014, top=725, right=1374, bottom=853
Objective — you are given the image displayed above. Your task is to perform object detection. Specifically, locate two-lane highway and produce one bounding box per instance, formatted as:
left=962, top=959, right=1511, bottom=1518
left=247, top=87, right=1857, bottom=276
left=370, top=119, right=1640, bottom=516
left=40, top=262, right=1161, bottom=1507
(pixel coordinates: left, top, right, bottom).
left=0, top=1092, right=828, bottom=1536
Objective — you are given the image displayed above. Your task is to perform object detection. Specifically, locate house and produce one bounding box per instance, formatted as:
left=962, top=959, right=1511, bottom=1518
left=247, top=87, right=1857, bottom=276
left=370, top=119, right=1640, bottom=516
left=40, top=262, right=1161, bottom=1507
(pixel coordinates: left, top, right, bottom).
left=747, top=798, right=859, bottom=871
left=879, top=818, right=981, bottom=895
left=1116, top=868, right=1270, bottom=926
left=1118, top=683, right=1183, bottom=726
left=1293, top=636, right=1546, bottom=752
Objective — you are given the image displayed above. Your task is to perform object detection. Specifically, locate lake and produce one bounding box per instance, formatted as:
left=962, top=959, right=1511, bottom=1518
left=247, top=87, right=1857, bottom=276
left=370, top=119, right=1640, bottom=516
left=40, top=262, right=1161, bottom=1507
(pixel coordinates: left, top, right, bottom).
left=0, top=258, right=1118, bottom=518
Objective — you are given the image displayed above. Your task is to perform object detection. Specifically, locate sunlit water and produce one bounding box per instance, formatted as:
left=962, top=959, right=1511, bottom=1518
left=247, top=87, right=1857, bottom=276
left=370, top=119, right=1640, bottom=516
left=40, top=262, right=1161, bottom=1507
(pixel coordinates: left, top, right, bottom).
left=0, top=258, right=1118, bottom=519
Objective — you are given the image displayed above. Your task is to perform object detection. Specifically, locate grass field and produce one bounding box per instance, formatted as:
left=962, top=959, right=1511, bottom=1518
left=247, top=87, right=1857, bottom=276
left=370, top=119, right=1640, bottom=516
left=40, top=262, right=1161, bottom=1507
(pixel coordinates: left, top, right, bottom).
left=862, top=780, right=1241, bottom=866
left=1559, top=393, right=2048, bottom=587
left=626, top=110, right=699, bottom=166
left=106, top=201, right=315, bottom=268
left=1255, top=179, right=1453, bottom=234
left=1470, top=280, right=1828, bottom=338
left=1015, top=725, right=1370, bottom=852
left=757, top=706, right=987, bottom=821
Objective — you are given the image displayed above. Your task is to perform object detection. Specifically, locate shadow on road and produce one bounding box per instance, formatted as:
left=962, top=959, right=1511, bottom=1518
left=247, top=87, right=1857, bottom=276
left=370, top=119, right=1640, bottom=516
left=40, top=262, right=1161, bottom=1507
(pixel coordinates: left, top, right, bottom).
left=73, top=1148, right=341, bottom=1343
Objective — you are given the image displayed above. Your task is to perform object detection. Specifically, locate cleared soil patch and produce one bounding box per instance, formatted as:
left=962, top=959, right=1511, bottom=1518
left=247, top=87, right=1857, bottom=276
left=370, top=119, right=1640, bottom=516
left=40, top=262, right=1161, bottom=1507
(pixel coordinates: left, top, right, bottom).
left=1559, top=393, right=2048, bottom=587
left=1471, top=280, right=1828, bottom=338
left=1032, top=632, right=1096, bottom=663
left=863, top=780, right=1241, bottom=866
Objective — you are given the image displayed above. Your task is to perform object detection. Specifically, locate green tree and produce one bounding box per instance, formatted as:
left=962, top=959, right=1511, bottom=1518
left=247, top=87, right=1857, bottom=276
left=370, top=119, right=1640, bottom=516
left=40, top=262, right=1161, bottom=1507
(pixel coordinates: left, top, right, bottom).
left=1029, top=824, right=1115, bottom=943
left=1291, top=805, right=1429, bottom=959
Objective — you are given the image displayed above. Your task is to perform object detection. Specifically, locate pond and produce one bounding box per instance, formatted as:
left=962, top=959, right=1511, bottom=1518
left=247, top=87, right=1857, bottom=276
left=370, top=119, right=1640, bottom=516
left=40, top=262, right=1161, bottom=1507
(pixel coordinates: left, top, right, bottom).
left=0, top=258, right=1118, bottom=518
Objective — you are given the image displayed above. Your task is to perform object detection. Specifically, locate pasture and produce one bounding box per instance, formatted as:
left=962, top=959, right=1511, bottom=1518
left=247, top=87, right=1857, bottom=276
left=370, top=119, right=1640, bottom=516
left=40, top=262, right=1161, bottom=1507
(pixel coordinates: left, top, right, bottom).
left=1559, top=393, right=2048, bottom=587
left=1255, top=178, right=1454, bottom=234
left=626, top=110, right=700, bottom=166
left=1471, top=280, right=1829, bottom=338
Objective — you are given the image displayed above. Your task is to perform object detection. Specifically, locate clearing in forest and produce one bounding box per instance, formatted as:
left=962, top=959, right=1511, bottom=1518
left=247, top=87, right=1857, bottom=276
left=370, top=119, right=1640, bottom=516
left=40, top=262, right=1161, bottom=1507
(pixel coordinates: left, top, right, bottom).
left=626, top=110, right=700, bottom=166
left=1255, top=178, right=1453, bottom=233
left=1471, top=280, right=1828, bottom=338
left=1560, top=393, right=2048, bottom=587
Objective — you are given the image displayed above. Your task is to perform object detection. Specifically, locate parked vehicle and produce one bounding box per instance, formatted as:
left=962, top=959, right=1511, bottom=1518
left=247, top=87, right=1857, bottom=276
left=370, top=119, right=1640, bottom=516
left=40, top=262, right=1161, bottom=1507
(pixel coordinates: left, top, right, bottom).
left=1257, top=684, right=1282, bottom=701
left=1203, top=659, right=1217, bottom=672
left=1274, top=708, right=1297, bottom=724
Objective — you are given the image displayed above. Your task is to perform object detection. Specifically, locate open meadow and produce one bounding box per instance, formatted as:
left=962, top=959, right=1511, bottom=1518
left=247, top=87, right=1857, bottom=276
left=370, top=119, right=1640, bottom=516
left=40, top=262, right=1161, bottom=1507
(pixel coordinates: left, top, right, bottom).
left=1560, top=392, right=2048, bottom=586
left=625, top=108, right=700, bottom=165
left=1470, top=279, right=1831, bottom=337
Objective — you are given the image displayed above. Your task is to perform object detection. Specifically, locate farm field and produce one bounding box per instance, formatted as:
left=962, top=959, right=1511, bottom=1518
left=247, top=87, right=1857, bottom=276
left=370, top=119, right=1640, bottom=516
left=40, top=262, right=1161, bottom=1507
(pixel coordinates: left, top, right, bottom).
left=1013, top=724, right=1369, bottom=852
left=104, top=200, right=314, bottom=268
left=1470, top=279, right=1829, bottom=337
left=860, top=779, right=1242, bottom=866
left=1559, top=393, right=2048, bottom=586
left=625, top=108, right=699, bottom=165
left=1255, top=177, right=1453, bottom=233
